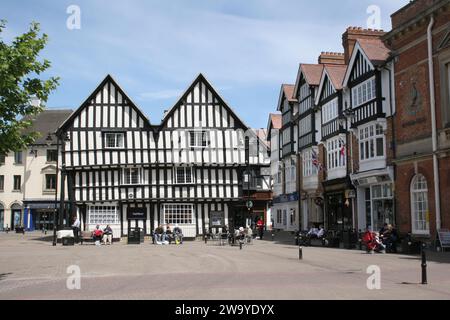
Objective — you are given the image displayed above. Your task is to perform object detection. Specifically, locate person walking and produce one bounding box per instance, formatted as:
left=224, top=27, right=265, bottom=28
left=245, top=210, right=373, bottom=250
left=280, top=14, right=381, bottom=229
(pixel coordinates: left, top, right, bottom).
left=71, top=215, right=81, bottom=244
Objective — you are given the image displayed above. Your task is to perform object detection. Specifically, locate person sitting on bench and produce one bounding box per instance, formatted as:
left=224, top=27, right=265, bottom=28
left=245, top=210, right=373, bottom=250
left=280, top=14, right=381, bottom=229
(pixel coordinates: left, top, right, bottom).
left=307, top=226, right=319, bottom=239
left=93, top=225, right=103, bottom=246
left=166, top=224, right=174, bottom=244
left=102, top=225, right=113, bottom=245
left=173, top=224, right=184, bottom=244
left=153, top=225, right=167, bottom=244
left=317, top=225, right=325, bottom=238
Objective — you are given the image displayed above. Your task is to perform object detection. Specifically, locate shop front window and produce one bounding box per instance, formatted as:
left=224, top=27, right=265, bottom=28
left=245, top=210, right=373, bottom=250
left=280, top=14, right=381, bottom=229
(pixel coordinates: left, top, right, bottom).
left=34, top=211, right=55, bottom=231
left=366, top=184, right=394, bottom=232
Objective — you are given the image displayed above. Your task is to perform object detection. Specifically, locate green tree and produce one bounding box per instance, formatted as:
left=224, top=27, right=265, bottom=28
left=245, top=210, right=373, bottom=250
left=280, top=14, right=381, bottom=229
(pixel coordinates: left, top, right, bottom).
left=0, top=20, right=59, bottom=155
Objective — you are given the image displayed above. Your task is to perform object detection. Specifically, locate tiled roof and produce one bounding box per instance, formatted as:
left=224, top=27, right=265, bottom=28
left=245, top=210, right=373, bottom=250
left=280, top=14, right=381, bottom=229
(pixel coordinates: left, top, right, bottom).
left=269, top=113, right=282, bottom=130
left=300, top=64, right=324, bottom=86
left=282, top=84, right=297, bottom=102
left=324, top=64, right=347, bottom=90
left=358, top=38, right=391, bottom=65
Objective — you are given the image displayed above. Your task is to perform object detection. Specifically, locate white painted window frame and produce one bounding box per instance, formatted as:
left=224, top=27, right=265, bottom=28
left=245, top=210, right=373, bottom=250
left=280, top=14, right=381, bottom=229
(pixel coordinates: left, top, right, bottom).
left=351, top=77, right=376, bottom=108
left=410, top=174, right=430, bottom=235
left=104, top=133, right=125, bottom=149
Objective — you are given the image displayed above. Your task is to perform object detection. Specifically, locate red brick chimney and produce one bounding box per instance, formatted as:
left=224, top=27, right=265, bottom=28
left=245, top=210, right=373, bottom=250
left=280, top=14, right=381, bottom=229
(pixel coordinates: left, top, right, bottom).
left=318, top=52, right=345, bottom=65
left=342, top=27, right=386, bottom=64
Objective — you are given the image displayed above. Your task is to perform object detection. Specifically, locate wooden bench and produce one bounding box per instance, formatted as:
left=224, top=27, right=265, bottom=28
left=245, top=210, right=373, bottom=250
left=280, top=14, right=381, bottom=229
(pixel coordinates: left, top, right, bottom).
left=80, top=230, right=93, bottom=245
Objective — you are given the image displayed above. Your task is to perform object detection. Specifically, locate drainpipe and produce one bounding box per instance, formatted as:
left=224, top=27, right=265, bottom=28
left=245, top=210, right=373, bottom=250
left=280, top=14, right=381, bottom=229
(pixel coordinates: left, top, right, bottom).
left=382, top=63, right=397, bottom=227
left=427, top=16, right=441, bottom=231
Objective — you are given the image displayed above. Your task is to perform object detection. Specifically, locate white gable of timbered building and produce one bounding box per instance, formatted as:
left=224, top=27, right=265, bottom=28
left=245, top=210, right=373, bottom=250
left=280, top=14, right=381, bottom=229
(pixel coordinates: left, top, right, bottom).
left=59, top=74, right=270, bottom=238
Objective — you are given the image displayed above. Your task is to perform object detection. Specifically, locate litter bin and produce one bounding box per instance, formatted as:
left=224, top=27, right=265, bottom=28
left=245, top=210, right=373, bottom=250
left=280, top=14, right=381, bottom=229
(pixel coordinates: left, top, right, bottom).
left=128, top=227, right=144, bottom=244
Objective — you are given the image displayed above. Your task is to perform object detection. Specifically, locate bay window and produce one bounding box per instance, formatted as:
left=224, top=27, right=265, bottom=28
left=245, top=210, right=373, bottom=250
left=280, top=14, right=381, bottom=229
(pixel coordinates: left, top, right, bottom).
left=302, top=149, right=318, bottom=177
left=322, top=98, right=338, bottom=123
left=352, top=77, right=377, bottom=108
left=326, top=137, right=346, bottom=170
left=359, top=124, right=385, bottom=161
left=299, top=115, right=312, bottom=137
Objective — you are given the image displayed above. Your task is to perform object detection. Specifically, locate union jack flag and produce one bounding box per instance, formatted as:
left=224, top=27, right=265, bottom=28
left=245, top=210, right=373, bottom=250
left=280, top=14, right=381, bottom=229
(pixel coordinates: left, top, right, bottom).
left=311, top=149, right=325, bottom=172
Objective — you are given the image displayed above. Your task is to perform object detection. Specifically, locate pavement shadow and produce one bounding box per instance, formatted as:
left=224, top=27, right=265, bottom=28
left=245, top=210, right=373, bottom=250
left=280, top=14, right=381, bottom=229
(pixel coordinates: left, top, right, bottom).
left=397, top=251, right=450, bottom=264
left=0, top=273, right=12, bottom=281
left=29, top=235, right=54, bottom=242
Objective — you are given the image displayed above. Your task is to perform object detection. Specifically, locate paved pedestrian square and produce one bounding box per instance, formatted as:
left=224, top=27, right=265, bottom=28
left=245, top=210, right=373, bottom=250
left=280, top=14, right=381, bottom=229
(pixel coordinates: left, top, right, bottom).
left=0, top=233, right=449, bottom=300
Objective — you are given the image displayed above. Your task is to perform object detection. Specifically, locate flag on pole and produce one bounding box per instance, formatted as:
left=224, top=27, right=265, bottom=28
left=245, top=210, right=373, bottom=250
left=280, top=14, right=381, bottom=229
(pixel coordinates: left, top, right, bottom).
left=311, top=149, right=325, bottom=172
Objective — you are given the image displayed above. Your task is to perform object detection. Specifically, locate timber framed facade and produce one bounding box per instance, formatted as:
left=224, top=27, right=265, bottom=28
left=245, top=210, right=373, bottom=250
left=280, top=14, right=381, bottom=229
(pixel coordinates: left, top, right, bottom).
left=57, top=74, right=271, bottom=239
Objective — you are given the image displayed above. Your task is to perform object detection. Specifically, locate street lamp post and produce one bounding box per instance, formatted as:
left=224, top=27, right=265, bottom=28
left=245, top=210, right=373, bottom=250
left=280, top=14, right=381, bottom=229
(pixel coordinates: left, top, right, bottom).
left=47, top=132, right=69, bottom=246
left=46, top=133, right=59, bottom=246
left=244, top=136, right=252, bottom=227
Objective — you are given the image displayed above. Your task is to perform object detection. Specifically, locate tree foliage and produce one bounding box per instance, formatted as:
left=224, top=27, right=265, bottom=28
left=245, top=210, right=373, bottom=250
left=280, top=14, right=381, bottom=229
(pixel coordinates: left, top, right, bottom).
left=0, top=20, right=59, bottom=155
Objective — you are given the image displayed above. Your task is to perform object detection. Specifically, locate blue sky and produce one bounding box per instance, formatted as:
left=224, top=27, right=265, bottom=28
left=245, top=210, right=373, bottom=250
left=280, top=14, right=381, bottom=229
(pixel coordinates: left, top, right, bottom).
left=1, top=0, right=409, bottom=128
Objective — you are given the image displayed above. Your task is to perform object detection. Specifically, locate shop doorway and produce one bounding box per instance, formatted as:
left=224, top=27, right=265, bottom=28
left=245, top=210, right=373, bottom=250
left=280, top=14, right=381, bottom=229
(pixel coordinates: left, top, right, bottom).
left=34, top=210, right=55, bottom=231
left=127, top=207, right=147, bottom=235
left=326, top=193, right=353, bottom=232
left=230, top=206, right=252, bottom=231
left=11, top=204, right=22, bottom=229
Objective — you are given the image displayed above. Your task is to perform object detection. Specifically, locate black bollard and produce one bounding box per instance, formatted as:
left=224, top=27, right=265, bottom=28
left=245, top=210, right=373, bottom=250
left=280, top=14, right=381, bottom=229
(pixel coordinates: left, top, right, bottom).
left=240, top=241, right=243, bottom=250
left=271, top=233, right=274, bottom=242
left=421, top=244, right=427, bottom=285
left=299, top=246, right=303, bottom=260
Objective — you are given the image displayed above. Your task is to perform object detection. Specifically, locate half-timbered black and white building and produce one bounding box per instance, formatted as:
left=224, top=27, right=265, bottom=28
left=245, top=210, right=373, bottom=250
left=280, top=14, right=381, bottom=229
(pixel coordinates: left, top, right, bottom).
left=57, top=74, right=271, bottom=239
left=271, top=84, right=299, bottom=232
left=342, top=38, right=395, bottom=232
left=316, top=64, right=355, bottom=232
left=293, top=64, right=324, bottom=230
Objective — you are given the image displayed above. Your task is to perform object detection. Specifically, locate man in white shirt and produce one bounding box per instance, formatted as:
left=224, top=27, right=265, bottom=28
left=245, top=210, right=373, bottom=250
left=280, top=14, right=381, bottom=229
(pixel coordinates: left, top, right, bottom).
left=317, top=226, right=325, bottom=238
left=71, top=216, right=81, bottom=244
